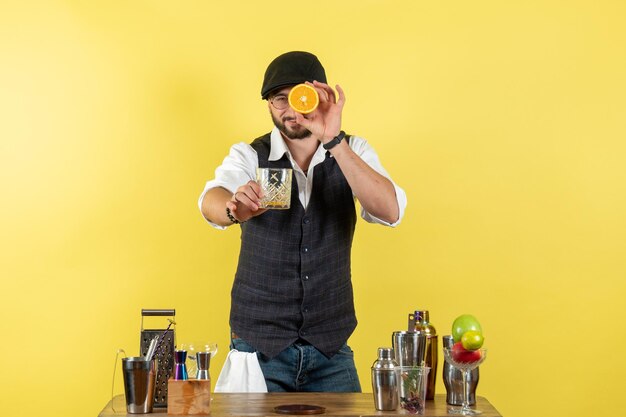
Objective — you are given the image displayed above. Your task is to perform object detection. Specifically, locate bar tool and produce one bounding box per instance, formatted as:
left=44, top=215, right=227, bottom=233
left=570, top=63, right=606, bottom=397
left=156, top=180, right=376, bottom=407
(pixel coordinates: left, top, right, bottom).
left=140, top=309, right=176, bottom=407
left=442, top=335, right=479, bottom=406
left=196, top=351, right=211, bottom=380
left=144, top=336, right=158, bottom=361
left=371, top=347, right=399, bottom=411
left=392, top=331, right=427, bottom=367
left=122, top=357, right=158, bottom=414
left=174, top=349, right=188, bottom=380
left=408, top=309, right=438, bottom=400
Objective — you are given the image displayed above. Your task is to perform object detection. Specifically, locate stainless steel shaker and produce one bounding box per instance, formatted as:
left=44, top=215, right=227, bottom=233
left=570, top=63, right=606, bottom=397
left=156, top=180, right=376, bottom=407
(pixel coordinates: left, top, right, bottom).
left=122, top=357, right=158, bottom=414
left=409, top=310, right=438, bottom=400
left=392, top=331, right=427, bottom=367
left=442, top=335, right=479, bottom=405
left=371, top=347, right=400, bottom=411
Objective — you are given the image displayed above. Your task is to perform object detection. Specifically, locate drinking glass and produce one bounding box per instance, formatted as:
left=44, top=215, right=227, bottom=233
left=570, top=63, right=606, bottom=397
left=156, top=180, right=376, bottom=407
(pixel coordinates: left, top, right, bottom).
left=256, top=168, right=292, bottom=209
left=442, top=348, right=487, bottom=415
left=399, top=366, right=430, bottom=414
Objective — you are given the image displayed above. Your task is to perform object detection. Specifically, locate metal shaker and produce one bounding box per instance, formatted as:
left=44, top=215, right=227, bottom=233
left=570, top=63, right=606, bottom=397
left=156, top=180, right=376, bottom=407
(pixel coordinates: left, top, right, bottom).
left=122, top=357, right=158, bottom=414
left=371, top=347, right=400, bottom=411
left=196, top=351, right=211, bottom=380
left=409, top=309, right=438, bottom=400
left=392, top=331, right=427, bottom=367
left=442, top=335, right=479, bottom=405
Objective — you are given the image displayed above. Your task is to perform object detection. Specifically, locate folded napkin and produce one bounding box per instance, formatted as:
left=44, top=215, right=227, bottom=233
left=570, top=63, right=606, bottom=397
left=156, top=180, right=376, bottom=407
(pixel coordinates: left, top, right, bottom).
left=214, top=349, right=268, bottom=392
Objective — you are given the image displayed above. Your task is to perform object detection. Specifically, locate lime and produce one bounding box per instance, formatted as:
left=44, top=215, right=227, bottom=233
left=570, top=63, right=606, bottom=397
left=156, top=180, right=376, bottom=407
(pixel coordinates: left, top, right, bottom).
left=461, top=330, right=484, bottom=351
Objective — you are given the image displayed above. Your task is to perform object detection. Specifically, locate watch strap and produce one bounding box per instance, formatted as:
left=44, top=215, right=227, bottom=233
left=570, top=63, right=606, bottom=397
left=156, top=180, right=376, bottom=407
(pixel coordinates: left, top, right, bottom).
left=323, top=130, right=346, bottom=150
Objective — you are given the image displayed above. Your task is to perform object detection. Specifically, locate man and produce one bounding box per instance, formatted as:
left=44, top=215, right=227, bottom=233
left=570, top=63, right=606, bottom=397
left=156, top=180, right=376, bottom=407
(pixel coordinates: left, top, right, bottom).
left=199, top=51, right=406, bottom=392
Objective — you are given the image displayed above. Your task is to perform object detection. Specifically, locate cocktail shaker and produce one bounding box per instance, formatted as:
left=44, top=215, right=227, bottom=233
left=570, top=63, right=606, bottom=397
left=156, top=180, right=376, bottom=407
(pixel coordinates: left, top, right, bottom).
left=371, top=347, right=399, bottom=411
left=442, top=335, right=479, bottom=405
left=408, top=310, right=438, bottom=400
left=392, top=331, right=427, bottom=367
left=122, top=357, right=158, bottom=414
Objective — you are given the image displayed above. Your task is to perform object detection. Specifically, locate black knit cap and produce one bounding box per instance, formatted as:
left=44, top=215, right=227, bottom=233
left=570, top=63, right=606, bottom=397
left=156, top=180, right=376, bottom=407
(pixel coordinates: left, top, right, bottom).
left=261, top=51, right=327, bottom=99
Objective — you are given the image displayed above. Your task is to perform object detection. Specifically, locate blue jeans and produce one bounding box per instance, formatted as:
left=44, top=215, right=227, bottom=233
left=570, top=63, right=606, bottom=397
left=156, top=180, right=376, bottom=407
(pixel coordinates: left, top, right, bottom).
left=230, top=338, right=362, bottom=392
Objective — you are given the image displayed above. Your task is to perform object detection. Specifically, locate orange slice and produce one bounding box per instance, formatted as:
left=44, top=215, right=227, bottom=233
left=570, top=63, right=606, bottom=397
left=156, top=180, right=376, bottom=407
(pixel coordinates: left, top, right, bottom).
left=288, top=83, right=319, bottom=114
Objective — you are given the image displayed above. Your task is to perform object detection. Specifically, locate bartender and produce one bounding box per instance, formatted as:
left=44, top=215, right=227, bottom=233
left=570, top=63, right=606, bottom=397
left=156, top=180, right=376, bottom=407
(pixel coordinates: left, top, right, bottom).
left=199, top=51, right=406, bottom=391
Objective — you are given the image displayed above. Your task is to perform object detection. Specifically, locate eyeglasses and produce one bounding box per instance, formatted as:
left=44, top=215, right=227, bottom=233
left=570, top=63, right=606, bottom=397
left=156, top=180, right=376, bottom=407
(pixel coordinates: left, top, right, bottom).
left=269, top=94, right=289, bottom=110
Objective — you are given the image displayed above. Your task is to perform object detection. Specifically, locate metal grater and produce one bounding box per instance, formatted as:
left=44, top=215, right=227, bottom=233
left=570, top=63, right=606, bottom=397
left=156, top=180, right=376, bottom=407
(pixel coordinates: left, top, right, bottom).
left=140, top=309, right=176, bottom=408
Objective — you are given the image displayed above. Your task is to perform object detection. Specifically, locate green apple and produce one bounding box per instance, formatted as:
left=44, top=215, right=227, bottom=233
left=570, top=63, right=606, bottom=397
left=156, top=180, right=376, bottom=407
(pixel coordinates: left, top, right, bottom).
left=461, top=330, right=484, bottom=350
left=452, top=314, right=482, bottom=342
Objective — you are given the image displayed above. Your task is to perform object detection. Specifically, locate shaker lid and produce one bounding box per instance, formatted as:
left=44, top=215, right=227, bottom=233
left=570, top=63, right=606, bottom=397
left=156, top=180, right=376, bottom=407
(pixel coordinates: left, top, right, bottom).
left=378, top=347, right=393, bottom=360
left=371, top=347, right=398, bottom=370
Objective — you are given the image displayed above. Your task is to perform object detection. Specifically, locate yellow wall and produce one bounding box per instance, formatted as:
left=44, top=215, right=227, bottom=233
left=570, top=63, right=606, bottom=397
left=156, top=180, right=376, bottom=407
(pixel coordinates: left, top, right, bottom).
left=1, top=1, right=625, bottom=416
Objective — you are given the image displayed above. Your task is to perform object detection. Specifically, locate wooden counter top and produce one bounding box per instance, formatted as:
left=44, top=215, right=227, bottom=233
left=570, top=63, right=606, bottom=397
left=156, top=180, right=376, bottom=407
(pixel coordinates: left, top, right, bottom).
left=99, top=393, right=502, bottom=417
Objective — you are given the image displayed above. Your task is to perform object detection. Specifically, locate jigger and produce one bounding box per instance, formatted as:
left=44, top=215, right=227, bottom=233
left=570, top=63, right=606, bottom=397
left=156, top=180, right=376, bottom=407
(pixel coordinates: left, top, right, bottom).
left=174, top=349, right=188, bottom=380
left=196, top=351, right=211, bottom=380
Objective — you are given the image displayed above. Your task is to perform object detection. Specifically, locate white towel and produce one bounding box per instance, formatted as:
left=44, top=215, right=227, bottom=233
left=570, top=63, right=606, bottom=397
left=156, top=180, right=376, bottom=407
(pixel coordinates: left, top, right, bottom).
left=214, top=349, right=268, bottom=393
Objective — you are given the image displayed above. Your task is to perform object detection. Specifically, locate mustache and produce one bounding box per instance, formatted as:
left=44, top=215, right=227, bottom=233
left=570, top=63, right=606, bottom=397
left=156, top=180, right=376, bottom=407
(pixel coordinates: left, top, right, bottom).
left=282, top=116, right=297, bottom=123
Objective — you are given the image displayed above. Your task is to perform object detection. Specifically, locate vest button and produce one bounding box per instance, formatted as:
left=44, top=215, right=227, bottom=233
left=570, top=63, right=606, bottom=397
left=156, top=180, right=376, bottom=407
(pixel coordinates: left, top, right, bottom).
left=303, top=275, right=309, bottom=281
left=300, top=330, right=307, bottom=336
left=303, top=217, right=310, bottom=224
left=303, top=308, right=309, bottom=313
left=303, top=247, right=309, bottom=253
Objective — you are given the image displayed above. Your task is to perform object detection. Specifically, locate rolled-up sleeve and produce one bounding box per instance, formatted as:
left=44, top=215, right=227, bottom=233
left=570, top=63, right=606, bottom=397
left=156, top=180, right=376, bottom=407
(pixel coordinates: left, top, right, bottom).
left=198, top=142, right=258, bottom=229
left=349, top=136, right=407, bottom=227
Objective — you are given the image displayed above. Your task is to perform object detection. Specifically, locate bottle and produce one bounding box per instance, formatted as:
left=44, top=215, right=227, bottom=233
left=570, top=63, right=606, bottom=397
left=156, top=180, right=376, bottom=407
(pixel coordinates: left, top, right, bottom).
left=442, top=335, right=479, bottom=405
left=408, top=310, right=438, bottom=400
left=371, top=347, right=399, bottom=411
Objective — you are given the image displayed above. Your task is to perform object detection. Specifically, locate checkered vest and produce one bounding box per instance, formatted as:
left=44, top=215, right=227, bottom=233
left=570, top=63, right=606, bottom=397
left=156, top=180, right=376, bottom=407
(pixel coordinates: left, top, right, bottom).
left=230, top=133, right=357, bottom=359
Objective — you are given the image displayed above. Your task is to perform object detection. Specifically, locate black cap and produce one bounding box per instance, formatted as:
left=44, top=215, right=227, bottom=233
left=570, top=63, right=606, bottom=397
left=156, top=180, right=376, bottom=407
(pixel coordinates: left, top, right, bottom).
left=261, top=51, right=327, bottom=99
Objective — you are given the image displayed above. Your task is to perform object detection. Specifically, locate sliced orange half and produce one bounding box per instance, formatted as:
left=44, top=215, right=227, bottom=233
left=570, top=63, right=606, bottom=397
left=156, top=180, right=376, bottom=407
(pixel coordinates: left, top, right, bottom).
left=288, top=83, right=319, bottom=114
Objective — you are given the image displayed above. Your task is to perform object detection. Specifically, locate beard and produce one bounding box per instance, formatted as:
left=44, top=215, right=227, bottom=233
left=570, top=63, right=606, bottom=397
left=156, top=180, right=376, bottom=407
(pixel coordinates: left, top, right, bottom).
left=271, top=112, right=312, bottom=140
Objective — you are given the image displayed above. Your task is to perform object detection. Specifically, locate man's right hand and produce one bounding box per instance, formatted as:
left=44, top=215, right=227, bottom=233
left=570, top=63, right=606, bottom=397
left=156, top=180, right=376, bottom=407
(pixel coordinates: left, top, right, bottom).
left=226, top=180, right=268, bottom=223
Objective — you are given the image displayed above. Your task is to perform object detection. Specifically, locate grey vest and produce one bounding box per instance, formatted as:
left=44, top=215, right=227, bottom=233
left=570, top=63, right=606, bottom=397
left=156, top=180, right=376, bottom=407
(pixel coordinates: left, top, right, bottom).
left=230, top=133, right=357, bottom=359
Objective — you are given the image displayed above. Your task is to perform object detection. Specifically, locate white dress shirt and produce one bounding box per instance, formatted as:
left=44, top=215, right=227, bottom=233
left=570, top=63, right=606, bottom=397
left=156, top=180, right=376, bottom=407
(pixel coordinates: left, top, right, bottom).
left=198, top=127, right=407, bottom=230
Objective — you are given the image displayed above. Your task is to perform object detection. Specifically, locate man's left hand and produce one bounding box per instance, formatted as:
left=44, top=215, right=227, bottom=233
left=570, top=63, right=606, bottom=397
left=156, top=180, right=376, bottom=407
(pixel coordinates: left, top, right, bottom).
left=294, top=81, right=345, bottom=145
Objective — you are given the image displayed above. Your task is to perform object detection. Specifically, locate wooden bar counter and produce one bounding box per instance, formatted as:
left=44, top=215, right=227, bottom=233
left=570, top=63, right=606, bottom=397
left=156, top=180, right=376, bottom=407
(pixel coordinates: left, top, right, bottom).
left=98, top=393, right=502, bottom=417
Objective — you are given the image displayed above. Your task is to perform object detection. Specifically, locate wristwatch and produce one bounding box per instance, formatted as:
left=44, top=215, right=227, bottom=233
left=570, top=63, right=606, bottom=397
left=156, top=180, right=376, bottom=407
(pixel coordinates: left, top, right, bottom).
left=323, top=130, right=346, bottom=150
